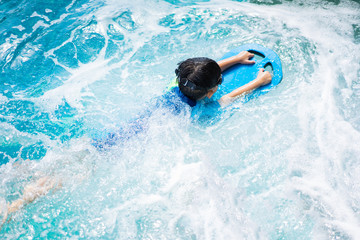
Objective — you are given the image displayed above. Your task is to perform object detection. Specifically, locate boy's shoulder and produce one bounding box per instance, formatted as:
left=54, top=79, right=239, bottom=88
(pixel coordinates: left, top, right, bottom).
left=164, top=86, right=196, bottom=107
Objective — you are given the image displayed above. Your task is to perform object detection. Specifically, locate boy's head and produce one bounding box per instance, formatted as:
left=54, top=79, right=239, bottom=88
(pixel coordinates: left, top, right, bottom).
left=175, top=57, right=222, bottom=101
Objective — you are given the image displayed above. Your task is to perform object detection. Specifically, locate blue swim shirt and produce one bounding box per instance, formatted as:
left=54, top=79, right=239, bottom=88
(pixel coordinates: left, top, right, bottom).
left=92, top=86, right=221, bottom=150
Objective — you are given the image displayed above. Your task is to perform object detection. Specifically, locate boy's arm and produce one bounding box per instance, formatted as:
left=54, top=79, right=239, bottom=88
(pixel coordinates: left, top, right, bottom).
left=218, top=69, right=272, bottom=107
left=217, top=51, right=255, bottom=72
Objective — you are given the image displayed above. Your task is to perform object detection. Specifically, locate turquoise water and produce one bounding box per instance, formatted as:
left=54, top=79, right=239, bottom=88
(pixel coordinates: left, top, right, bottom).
left=1, top=0, right=360, bottom=238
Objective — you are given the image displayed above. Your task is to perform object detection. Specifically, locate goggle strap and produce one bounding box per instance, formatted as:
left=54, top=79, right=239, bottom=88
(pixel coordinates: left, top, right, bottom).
left=181, top=78, right=202, bottom=90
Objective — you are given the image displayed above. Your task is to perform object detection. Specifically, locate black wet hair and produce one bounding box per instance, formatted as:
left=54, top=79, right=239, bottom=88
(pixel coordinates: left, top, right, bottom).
left=175, top=57, right=222, bottom=101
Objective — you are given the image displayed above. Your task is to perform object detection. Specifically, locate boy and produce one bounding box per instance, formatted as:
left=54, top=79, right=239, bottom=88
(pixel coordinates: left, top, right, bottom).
left=94, top=51, right=272, bottom=149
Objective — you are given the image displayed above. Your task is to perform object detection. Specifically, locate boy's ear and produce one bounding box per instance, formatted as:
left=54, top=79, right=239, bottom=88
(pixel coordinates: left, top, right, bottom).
left=206, top=88, right=216, bottom=99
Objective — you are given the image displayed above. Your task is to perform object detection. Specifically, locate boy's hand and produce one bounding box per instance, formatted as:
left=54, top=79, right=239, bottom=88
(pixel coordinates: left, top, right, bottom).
left=219, top=68, right=273, bottom=107
left=236, top=51, right=256, bottom=65
left=218, top=51, right=255, bottom=72
left=256, top=68, right=272, bottom=86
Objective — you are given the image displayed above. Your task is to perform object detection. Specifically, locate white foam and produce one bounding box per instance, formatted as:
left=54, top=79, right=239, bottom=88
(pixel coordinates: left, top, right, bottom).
left=30, top=11, right=50, bottom=22
left=2, top=0, right=360, bottom=238
left=12, top=25, right=25, bottom=31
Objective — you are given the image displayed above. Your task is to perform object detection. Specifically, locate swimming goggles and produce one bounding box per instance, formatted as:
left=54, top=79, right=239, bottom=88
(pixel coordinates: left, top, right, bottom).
left=217, top=74, right=223, bottom=85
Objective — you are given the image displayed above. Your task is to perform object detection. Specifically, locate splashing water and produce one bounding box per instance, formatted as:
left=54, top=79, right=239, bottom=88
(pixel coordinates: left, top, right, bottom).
left=1, top=0, right=360, bottom=239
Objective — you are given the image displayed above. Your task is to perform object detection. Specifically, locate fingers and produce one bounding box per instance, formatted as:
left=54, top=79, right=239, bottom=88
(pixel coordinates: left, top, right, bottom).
left=246, top=52, right=255, bottom=64
left=244, top=60, right=255, bottom=64
left=259, top=68, right=271, bottom=75
left=238, top=51, right=256, bottom=64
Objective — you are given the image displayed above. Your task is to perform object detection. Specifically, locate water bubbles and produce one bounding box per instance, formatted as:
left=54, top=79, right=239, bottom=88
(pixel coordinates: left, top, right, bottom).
left=113, top=11, right=138, bottom=32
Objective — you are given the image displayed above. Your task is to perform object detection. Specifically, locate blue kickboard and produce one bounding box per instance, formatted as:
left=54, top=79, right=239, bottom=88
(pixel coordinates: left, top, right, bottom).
left=215, top=43, right=283, bottom=101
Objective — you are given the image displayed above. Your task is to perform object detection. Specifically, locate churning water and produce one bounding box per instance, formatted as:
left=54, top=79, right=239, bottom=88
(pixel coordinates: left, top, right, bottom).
left=1, top=0, right=360, bottom=239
